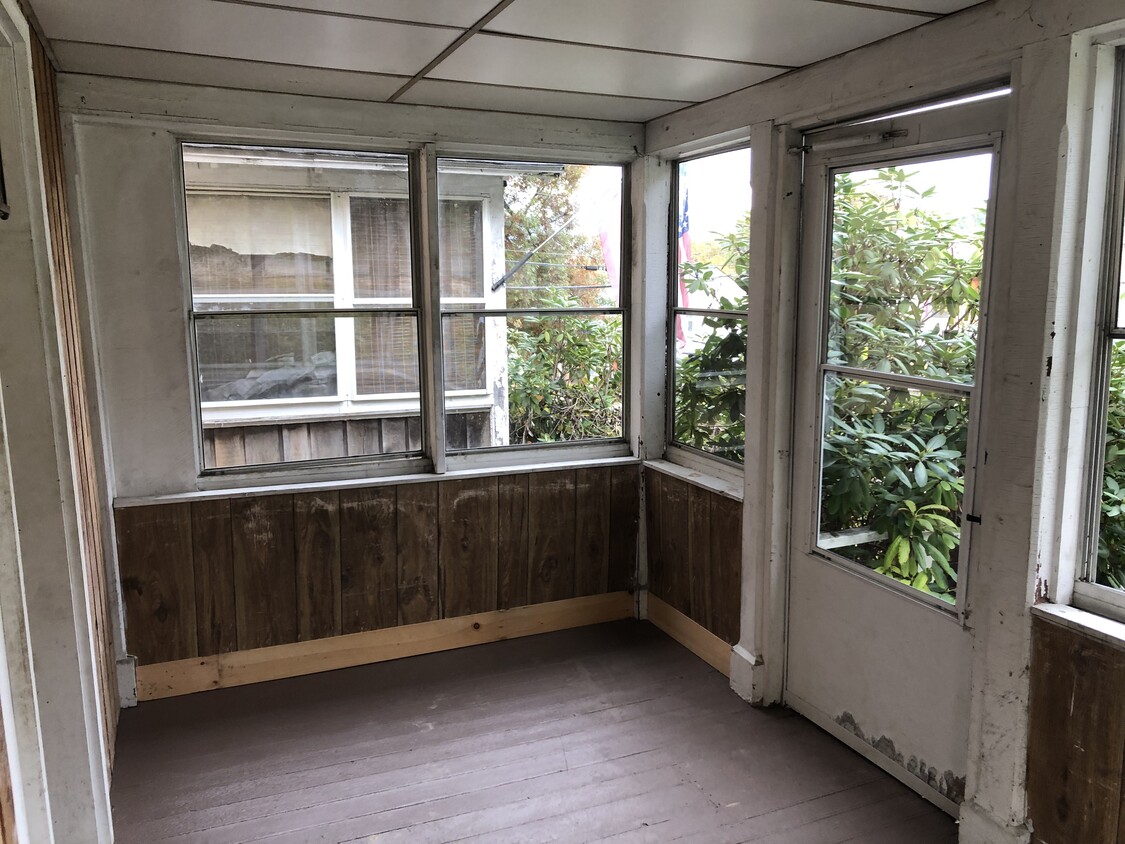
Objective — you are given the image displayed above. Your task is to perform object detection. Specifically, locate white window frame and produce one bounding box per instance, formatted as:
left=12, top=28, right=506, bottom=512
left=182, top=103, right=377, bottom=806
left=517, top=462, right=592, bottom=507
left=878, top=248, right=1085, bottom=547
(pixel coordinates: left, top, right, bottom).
left=1075, top=44, right=1125, bottom=622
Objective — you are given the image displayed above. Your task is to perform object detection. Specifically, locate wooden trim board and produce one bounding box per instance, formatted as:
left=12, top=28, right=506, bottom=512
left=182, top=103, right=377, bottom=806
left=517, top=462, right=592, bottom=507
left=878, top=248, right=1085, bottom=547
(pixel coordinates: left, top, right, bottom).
left=136, top=592, right=633, bottom=700
left=647, top=595, right=731, bottom=677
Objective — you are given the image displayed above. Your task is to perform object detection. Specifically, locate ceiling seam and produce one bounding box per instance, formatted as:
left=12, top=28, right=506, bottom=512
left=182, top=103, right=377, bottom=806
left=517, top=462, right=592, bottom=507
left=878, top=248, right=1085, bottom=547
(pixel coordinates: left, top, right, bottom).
left=809, top=0, right=942, bottom=18
left=386, top=0, right=518, bottom=104
left=473, top=30, right=798, bottom=70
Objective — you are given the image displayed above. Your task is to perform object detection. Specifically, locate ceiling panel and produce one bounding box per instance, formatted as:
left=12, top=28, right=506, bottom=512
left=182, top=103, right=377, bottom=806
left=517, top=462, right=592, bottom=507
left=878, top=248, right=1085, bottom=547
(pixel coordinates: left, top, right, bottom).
left=224, top=0, right=497, bottom=28
left=52, top=41, right=406, bottom=101
left=874, top=0, right=985, bottom=11
left=432, top=35, right=784, bottom=103
left=486, top=0, right=928, bottom=68
left=400, top=79, right=689, bottom=122
left=32, top=0, right=459, bottom=77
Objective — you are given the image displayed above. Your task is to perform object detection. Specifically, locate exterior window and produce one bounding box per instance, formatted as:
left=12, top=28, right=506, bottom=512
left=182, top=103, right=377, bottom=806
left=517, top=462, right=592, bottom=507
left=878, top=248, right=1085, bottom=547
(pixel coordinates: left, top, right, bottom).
left=669, top=148, right=750, bottom=464
left=1087, top=66, right=1125, bottom=606
left=815, top=153, right=993, bottom=605
left=181, top=145, right=626, bottom=471
left=437, top=159, right=625, bottom=450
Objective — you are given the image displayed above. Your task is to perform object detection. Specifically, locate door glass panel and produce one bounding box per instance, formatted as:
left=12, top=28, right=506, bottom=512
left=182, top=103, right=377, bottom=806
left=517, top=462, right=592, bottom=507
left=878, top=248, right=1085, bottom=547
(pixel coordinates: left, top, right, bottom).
left=828, top=153, right=992, bottom=384
left=818, top=374, right=968, bottom=604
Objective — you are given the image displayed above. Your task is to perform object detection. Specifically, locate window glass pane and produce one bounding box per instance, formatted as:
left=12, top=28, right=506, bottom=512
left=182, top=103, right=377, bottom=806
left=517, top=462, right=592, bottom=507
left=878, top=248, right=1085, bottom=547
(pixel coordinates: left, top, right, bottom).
left=437, top=159, right=623, bottom=309
left=828, top=153, right=992, bottom=384
left=196, top=313, right=337, bottom=402
left=187, top=194, right=334, bottom=299
left=818, top=373, right=968, bottom=603
left=354, top=314, right=420, bottom=395
left=442, top=311, right=624, bottom=449
left=1099, top=339, right=1125, bottom=589
left=672, top=314, right=746, bottom=462
left=351, top=197, right=411, bottom=300
left=675, top=148, right=751, bottom=311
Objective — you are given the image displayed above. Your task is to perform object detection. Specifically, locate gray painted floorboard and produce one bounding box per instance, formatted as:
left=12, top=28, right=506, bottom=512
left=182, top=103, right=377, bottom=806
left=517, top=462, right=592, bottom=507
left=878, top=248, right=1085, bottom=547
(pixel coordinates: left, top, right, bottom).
left=111, top=621, right=957, bottom=843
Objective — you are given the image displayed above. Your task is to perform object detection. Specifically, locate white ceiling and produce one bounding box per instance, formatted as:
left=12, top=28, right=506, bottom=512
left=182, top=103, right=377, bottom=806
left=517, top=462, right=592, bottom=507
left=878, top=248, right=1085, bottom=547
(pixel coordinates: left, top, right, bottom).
left=31, top=0, right=988, bottom=124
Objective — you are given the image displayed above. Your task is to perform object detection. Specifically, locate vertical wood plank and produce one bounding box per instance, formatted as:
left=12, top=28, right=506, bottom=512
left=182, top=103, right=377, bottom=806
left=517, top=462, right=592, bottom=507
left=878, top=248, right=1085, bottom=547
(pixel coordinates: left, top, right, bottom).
left=345, top=419, right=383, bottom=456
left=202, top=430, right=217, bottom=469
left=608, top=464, right=639, bottom=592
left=439, top=477, right=499, bottom=617
left=382, top=418, right=408, bottom=454
left=231, top=495, right=297, bottom=650
left=294, top=491, right=342, bottom=641
left=658, top=474, right=691, bottom=617
left=243, top=426, right=282, bottom=465
left=339, top=487, right=398, bottom=633
left=310, top=421, right=347, bottom=460
left=116, top=503, right=197, bottom=664
left=190, top=498, right=236, bottom=657
left=497, top=474, right=530, bottom=610
left=710, top=493, right=743, bottom=644
left=406, top=416, right=422, bottom=451
left=528, top=471, right=577, bottom=605
left=1028, top=618, right=1125, bottom=844
left=213, top=428, right=246, bottom=468
left=281, top=424, right=312, bottom=462
left=687, top=485, right=713, bottom=630
left=396, top=483, right=440, bottom=625
left=575, top=467, right=611, bottom=597
left=644, top=467, right=664, bottom=600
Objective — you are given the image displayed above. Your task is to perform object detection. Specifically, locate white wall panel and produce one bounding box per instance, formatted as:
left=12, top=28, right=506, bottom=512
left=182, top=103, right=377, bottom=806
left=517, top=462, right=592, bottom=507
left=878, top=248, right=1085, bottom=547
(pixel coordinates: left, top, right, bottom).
left=221, top=0, right=496, bottom=27
left=33, top=0, right=457, bottom=77
left=401, top=78, right=690, bottom=122
left=487, top=0, right=924, bottom=67
left=433, top=34, right=782, bottom=102
left=53, top=41, right=406, bottom=101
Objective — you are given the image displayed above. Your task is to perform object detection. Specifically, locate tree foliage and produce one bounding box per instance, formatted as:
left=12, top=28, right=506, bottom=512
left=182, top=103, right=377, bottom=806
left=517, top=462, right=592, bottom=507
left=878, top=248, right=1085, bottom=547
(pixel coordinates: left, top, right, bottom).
left=503, top=167, right=624, bottom=443
left=1099, top=341, right=1125, bottom=588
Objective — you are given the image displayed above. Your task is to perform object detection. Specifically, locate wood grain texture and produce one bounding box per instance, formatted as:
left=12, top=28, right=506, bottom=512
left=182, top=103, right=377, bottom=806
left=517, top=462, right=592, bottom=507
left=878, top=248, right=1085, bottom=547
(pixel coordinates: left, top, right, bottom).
left=644, top=468, right=664, bottom=598
left=339, top=488, right=397, bottom=634
left=1028, top=617, right=1125, bottom=844
left=396, top=484, right=439, bottom=625
left=231, top=496, right=296, bottom=650
left=116, top=504, right=197, bottom=664
left=710, top=494, right=742, bottom=645
left=440, top=478, right=499, bottom=617
left=658, top=474, right=691, bottom=617
left=648, top=595, right=730, bottom=676
left=687, top=484, right=713, bottom=631
left=32, top=33, right=120, bottom=761
left=191, top=499, right=237, bottom=657
left=497, top=474, right=530, bottom=610
left=575, top=468, right=611, bottom=597
left=115, top=621, right=954, bottom=844
left=528, top=471, right=577, bottom=605
left=294, top=492, right=341, bottom=641
left=118, top=467, right=645, bottom=690
left=608, top=464, right=639, bottom=592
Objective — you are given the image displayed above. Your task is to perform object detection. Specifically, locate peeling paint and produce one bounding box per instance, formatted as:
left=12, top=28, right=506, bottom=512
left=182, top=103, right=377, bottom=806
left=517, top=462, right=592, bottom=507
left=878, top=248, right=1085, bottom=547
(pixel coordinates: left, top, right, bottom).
left=835, top=712, right=966, bottom=804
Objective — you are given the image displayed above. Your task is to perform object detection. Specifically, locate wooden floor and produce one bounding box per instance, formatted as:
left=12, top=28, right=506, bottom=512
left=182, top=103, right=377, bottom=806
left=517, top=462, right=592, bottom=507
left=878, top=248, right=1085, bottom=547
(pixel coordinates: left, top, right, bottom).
left=111, top=621, right=958, bottom=843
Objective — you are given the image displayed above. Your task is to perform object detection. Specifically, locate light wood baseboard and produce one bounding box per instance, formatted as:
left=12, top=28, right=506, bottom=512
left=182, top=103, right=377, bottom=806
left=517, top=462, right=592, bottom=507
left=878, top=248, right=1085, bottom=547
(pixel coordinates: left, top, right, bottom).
left=136, top=592, right=634, bottom=701
left=647, top=595, right=732, bottom=676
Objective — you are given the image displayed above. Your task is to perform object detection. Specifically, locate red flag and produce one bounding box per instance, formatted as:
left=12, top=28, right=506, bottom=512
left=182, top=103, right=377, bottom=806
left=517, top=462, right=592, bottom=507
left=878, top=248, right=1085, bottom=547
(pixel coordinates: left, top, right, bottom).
left=675, top=191, right=691, bottom=344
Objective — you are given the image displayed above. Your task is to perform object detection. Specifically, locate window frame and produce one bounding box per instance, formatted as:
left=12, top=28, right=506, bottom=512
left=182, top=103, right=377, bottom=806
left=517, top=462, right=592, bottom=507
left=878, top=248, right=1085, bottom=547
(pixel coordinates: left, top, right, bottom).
left=1076, top=49, right=1125, bottom=621
left=664, top=144, right=751, bottom=478
left=177, top=141, right=633, bottom=480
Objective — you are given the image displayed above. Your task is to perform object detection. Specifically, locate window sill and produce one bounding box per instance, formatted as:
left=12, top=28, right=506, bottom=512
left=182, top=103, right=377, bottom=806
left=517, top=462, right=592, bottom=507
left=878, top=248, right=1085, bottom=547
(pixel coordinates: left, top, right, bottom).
left=1031, top=602, right=1125, bottom=653
left=643, top=458, right=743, bottom=502
left=114, top=453, right=642, bottom=508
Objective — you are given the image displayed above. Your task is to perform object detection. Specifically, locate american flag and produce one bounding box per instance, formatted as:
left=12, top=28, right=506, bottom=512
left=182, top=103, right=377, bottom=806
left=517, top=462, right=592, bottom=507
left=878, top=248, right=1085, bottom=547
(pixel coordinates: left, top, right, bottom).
left=675, top=191, right=691, bottom=344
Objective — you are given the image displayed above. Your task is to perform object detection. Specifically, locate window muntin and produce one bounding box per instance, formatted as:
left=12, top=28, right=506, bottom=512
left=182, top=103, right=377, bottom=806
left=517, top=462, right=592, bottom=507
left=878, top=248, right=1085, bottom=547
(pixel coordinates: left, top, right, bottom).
left=669, top=148, right=750, bottom=464
left=437, top=159, right=625, bottom=451
left=814, top=151, right=993, bottom=605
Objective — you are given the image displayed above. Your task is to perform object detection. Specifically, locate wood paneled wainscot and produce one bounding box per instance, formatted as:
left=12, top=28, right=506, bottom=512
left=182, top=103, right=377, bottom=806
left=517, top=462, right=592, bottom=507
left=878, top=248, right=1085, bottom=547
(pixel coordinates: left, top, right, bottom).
left=1027, top=609, right=1125, bottom=843
left=116, top=466, right=639, bottom=699
left=644, top=467, right=742, bottom=675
